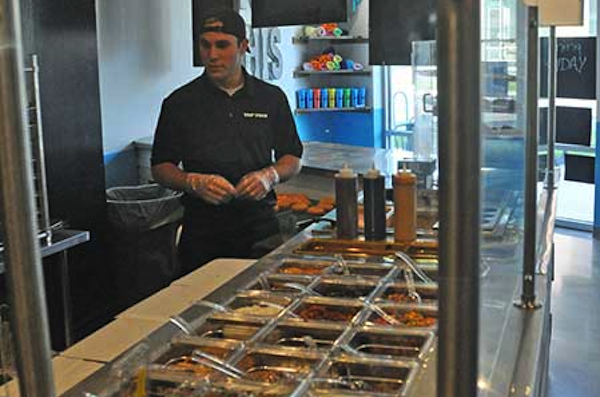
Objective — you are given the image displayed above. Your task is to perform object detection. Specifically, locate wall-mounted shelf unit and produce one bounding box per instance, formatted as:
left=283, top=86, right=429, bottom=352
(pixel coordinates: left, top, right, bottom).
left=295, top=106, right=372, bottom=114
left=293, top=69, right=372, bottom=77
left=292, top=36, right=369, bottom=44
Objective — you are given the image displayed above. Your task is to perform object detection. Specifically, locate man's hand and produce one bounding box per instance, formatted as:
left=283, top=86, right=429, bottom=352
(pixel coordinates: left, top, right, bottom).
left=186, top=173, right=237, bottom=205
left=236, top=167, right=279, bottom=201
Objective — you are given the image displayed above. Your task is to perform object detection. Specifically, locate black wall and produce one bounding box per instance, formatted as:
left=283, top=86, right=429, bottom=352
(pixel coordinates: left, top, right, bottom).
left=18, top=0, right=111, bottom=347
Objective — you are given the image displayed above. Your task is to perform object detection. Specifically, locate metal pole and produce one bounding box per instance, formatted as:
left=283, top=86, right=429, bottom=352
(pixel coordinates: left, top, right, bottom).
left=0, top=0, right=56, bottom=396
left=436, top=0, right=480, bottom=396
left=516, top=6, right=542, bottom=310
left=547, top=26, right=557, bottom=190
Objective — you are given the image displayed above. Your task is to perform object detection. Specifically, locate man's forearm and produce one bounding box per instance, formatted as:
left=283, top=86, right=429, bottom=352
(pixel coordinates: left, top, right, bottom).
left=272, top=155, right=301, bottom=183
left=152, top=163, right=189, bottom=192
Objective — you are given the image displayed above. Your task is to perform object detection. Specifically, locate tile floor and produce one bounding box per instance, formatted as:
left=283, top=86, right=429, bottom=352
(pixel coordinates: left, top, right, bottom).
left=548, top=228, right=600, bottom=397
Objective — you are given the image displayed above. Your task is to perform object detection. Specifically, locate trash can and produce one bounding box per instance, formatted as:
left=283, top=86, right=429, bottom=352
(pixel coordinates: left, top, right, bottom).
left=106, top=184, right=183, bottom=308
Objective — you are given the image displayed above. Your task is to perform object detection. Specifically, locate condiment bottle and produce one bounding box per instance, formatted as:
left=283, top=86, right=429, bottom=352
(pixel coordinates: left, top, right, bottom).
left=335, top=164, right=358, bottom=239
left=393, top=165, right=417, bottom=242
left=363, top=166, right=386, bottom=241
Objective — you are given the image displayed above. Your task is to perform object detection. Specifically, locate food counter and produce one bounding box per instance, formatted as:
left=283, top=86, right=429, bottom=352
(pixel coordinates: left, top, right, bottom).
left=49, top=181, right=555, bottom=397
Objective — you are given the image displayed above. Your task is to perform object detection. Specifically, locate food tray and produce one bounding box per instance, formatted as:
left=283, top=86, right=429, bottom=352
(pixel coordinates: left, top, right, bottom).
left=314, top=357, right=418, bottom=395
left=294, top=238, right=438, bottom=261
left=226, top=292, right=293, bottom=318
left=366, top=304, right=438, bottom=329
left=312, top=277, right=379, bottom=299
left=378, top=283, right=438, bottom=305
left=258, top=320, right=345, bottom=351
left=275, top=258, right=339, bottom=276
left=246, top=274, right=315, bottom=294
left=152, top=337, right=236, bottom=379
left=345, top=327, right=435, bottom=361
left=194, top=315, right=267, bottom=342
left=234, top=347, right=323, bottom=385
left=292, top=297, right=364, bottom=324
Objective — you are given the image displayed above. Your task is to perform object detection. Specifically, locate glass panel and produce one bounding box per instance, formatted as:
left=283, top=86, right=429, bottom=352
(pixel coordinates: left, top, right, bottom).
left=479, top=0, right=527, bottom=395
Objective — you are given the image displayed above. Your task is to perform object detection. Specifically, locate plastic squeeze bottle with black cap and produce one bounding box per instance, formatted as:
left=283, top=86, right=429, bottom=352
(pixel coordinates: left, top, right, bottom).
left=393, top=164, right=417, bottom=243
left=335, top=164, right=358, bottom=239
left=363, top=165, right=387, bottom=241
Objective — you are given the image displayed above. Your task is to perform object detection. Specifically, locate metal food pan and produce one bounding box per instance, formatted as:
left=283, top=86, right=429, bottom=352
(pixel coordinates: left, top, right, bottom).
left=379, top=283, right=439, bottom=304
left=234, top=348, right=322, bottom=384
left=246, top=274, right=315, bottom=294
left=312, top=278, right=379, bottom=299
left=273, top=257, right=340, bottom=276
left=226, top=293, right=293, bottom=318
left=345, top=327, right=435, bottom=361
left=366, top=304, right=438, bottom=329
left=258, top=320, right=345, bottom=351
left=294, top=238, right=438, bottom=261
left=316, top=358, right=418, bottom=395
left=194, top=315, right=267, bottom=341
left=292, top=297, right=364, bottom=324
left=329, top=263, right=393, bottom=279
left=195, top=380, right=297, bottom=396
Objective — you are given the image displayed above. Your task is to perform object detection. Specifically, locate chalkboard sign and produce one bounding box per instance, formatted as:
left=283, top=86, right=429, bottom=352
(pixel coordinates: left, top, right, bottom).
left=539, top=106, right=592, bottom=146
left=565, top=154, right=595, bottom=184
left=540, top=37, right=596, bottom=100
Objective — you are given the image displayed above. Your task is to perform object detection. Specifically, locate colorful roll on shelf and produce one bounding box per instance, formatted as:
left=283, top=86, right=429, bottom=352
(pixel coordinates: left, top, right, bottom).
left=297, top=87, right=367, bottom=110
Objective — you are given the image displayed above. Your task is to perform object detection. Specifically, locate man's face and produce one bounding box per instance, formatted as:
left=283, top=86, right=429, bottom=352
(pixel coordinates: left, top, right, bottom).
left=200, top=25, right=248, bottom=83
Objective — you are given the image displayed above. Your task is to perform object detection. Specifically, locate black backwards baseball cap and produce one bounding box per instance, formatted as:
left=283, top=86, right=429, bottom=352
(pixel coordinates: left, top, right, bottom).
left=200, top=9, right=248, bottom=45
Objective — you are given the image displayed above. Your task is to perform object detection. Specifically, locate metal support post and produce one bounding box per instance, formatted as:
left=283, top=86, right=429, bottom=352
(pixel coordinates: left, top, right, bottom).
left=0, top=0, right=56, bottom=396
left=546, top=26, right=557, bottom=190
left=436, top=0, right=481, bottom=396
left=516, top=6, right=542, bottom=310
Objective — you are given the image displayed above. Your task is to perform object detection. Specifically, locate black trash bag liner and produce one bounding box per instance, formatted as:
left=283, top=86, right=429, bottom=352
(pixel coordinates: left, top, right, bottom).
left=106, top=184, right=183, bottom=231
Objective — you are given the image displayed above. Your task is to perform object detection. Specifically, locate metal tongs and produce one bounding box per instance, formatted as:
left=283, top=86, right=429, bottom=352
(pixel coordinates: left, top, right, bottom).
left=162, top=355, right=241, bottom=379
left=282, top=282, right=323, bottom=297
left=395, top=251, right=434, bottom=284
left=333, top=254, right=351, bottom=275
left=275, top=335, right=331, bottom=349
left=192, top=350, right=244, bottom=379
left=402, top=268, right=422, bottom=304
left=359, top=298, right=400, bottom=326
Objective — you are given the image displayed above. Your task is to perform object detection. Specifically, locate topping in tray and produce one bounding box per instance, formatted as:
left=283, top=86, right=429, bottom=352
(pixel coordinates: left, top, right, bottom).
left=296, top=304, right=359, bottom=323
left=372, top=309, right=437, bottom=328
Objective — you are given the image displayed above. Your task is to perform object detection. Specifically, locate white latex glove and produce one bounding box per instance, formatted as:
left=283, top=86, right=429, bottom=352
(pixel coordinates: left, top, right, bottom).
left=186, top=173, right=237, bottom=205
left=235, top=166, right=280, bottom=201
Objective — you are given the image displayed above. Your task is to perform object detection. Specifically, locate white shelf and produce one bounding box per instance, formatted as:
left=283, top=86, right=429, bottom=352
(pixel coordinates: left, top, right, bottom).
left=293, top=69, right=372, bottom=78
left=295, top=107, right=372, bottom=114
left=292, top=36, right=369, bottom=44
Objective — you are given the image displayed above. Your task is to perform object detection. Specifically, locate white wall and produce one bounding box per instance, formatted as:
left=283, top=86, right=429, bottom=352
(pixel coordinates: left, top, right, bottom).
left=96, top=0, right=200, bottom=154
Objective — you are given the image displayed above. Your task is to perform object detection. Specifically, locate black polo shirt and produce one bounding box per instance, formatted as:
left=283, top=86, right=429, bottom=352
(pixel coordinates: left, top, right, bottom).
left=151, top=70, right=303, bottom=225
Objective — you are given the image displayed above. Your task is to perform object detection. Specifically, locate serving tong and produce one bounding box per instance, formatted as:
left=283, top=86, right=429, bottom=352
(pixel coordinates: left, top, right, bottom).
left=358, top=298, right=401, bottom=326
left=274, top=335, right=333, bottom=350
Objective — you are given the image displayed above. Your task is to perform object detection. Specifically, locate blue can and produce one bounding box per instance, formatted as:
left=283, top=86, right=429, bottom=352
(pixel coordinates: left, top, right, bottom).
left=297, top=89, right=307, bottom=108
left=321, top=88, right=329, bottom=108
left=358, top=87, right=366, bottom=107
left=306, top=89, right=314, bottom=108
left=351, top=88, right=359, bottom=107
left=336, top=88, right=344, bottom=108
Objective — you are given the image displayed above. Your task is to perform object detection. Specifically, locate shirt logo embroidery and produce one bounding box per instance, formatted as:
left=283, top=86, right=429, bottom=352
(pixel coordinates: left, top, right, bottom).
left=243, top=112, right=269, bottom=119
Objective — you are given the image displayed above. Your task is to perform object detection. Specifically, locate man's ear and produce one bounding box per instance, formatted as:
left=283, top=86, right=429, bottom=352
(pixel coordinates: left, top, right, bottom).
left=239, top=38, right=249, bottom=53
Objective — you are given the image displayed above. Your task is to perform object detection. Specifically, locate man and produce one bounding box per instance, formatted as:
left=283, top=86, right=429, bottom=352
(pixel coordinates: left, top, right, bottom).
left=151, top=9, right=303, bottom=275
